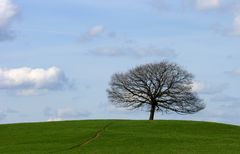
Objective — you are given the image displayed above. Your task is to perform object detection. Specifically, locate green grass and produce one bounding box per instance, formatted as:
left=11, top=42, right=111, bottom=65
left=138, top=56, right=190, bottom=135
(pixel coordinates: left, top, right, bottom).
left=0, top=120, right=239, bottom=154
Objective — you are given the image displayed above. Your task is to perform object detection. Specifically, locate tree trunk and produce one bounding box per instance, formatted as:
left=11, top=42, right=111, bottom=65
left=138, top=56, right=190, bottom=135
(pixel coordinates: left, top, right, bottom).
left=149, top=104, right=156, bottom=120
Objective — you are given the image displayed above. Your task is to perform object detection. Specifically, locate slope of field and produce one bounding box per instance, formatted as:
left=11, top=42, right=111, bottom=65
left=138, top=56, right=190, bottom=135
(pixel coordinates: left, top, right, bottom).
left=0, top=120, right=239, bottom=154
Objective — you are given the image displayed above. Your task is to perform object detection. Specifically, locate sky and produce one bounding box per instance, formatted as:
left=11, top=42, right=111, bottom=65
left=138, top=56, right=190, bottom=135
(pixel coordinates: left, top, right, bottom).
left=0, top=0, right=239, bottom=125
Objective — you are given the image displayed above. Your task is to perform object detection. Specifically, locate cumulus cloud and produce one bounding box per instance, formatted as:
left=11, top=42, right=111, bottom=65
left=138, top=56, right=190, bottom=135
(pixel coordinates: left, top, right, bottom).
left=0, top=0, right=17, bottom=27
left=0, top=66, right=70, bottom=95
left=192, top=81, right=227, bottom=95
left=44, top=107, right=90, bottom=121
left=0, top=0, right=18, bottom=41
left=89, top=45, right=176, bottom=58
left=195, top=0, right=220, bottom=10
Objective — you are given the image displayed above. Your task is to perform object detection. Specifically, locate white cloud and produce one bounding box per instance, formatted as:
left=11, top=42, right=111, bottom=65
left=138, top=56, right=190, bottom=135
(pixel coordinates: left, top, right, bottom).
left=80, top=25, right=106, bottom=42
left=80, top=24, right=117, bottom=42
left=0, top=0, right=18, bottom=41
left=195, top=0, right=220, bottom=10
left=0, top=66, right=70, bottom=95
left=89, top=45, right=176, bottom=58
left=192, top=81, right=205, bottom=93
left=0, top=0, right=17, bottom=27
left=229, top=15, right=240, bottom=36
left=88, top=25, right=105, bottom=36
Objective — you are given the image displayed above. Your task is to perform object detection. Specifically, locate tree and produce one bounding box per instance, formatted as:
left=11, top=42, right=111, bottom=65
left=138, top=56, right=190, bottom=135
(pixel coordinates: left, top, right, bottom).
left=107, top=61, right=205, bottom=120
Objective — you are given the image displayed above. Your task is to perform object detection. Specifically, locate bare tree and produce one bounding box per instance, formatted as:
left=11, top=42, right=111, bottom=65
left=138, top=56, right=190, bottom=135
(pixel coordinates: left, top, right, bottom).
left=107, top=61, right=205, bottom=120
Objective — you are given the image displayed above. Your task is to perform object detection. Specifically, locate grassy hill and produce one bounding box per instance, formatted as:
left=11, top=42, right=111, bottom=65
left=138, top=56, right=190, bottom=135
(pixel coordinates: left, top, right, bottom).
left=0, top=120, right=239, bottom=154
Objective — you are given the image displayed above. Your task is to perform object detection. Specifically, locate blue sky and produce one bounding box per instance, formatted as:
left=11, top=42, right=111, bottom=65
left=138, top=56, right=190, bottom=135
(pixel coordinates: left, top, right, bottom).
left=0, top=0, right=240, bottom=125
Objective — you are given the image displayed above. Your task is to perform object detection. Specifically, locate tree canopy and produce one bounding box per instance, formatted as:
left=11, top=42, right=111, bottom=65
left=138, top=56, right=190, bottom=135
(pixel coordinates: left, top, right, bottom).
left=107, top=61, right=205, bottom=120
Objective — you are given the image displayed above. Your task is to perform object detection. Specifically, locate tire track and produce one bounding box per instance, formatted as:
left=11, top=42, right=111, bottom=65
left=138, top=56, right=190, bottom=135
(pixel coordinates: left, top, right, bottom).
left=49, top=122, right=112, bottom=153
left=70, top=122, right=112, bottom=149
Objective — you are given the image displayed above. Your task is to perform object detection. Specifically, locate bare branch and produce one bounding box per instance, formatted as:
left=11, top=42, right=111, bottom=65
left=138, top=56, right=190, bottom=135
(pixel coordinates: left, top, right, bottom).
left=107, top=61, right=205, bottom=120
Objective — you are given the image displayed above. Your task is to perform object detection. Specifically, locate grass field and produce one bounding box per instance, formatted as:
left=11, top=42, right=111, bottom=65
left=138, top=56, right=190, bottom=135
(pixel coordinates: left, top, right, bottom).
left=0, top=120, right=239, bottom=154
